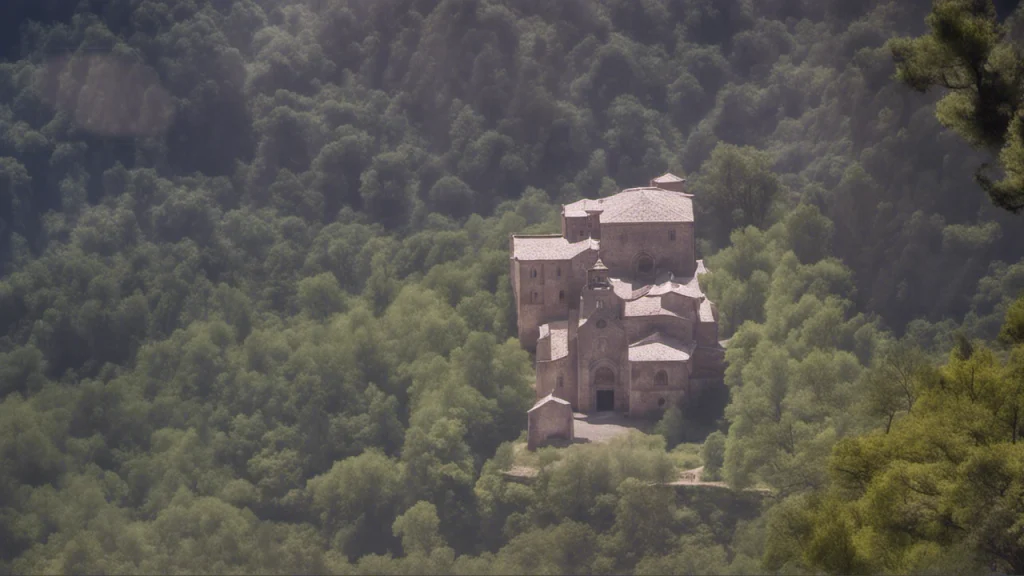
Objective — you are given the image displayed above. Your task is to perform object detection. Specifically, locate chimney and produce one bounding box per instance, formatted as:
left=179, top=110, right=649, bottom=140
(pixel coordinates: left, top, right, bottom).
left=651, top=173, right=686, bottom=193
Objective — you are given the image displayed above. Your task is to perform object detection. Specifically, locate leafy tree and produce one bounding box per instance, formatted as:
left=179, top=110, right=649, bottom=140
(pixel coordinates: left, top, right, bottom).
left=892, top=0, right=1024, bottom=212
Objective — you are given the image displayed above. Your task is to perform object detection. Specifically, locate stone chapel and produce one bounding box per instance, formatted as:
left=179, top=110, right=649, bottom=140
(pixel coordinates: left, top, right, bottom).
left=510, top=174, right=726, bottom=418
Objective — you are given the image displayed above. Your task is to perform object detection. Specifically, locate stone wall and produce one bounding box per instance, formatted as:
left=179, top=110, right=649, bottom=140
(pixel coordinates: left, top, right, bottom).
left=536, top=355, right=576, bottom=405
left=576, top=314, right=629, bottom=413
left=527, top=401, right=574, bottom=449
left=628, top=361, right=690, bottom=417
left=625, top=315, right=694, bottom=345
left=599, top=222, right=695, bottom=278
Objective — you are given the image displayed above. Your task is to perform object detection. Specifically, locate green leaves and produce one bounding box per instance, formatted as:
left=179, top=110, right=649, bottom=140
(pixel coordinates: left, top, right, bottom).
left=892, top=0, right=1024, bottom=212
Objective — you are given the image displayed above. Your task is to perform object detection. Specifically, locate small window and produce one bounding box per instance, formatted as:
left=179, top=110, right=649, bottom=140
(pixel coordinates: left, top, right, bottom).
left=658, top=398, right=666, bottom=407
left=531, top=268, right=537, bottom=279
left=596, top=319, right=607, bottom=329
left=559, top=290, right=565, bottom=302
left=532, top=291, right=539, bottom=303
left=596, top=300, right=604, bottom=309
left=579, top=230, right=586, bottom=238
left=669, top=230, right=676, bottom=241
left=557, top=376, right=564, bottom=388
left=655, top=370, right=668, bottom=387
left=557, top=267, right=561, bottom=278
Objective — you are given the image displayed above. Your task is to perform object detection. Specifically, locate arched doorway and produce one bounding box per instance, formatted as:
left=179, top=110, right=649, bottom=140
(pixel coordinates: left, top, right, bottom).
left=635, top=253, right=654, bottom=277
left=593, top=367, right=616, bottom=411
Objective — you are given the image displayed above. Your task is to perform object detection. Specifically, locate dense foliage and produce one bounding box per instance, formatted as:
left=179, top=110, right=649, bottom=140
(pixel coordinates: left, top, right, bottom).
left=0, top=0, right=1022, bottom=574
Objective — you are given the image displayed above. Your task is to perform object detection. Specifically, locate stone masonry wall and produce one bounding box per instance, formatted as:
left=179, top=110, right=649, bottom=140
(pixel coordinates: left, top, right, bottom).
left=599, top=222, right=695, bottom=278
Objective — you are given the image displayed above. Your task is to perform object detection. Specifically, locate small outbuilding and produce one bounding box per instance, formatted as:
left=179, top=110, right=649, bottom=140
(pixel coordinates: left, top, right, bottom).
left=527, top=394, right=574, bottom=450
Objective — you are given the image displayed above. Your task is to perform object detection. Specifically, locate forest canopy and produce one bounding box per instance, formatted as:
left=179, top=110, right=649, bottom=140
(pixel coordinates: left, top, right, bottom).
left=0, top=0, right=1022, bottom=574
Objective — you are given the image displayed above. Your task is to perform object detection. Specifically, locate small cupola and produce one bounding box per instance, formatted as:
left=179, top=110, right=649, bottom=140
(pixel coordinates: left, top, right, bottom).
left=651, top=173, right=686, bottom=193
left=588, top=259, right=610, bottom=288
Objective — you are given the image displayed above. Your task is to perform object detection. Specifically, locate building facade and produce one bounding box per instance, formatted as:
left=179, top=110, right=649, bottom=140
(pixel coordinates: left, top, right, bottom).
left=510, top=174, right=726, bottom=418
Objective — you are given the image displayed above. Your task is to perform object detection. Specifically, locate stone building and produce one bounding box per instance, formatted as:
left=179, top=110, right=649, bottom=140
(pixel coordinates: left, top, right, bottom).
left=527, top=394, right=574, bottom=449
left=510, top=174, right=726, bottom=418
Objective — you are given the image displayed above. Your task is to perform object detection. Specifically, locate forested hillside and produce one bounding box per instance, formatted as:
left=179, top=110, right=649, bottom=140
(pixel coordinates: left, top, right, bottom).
left=0, top=0, right=1022, bottom=574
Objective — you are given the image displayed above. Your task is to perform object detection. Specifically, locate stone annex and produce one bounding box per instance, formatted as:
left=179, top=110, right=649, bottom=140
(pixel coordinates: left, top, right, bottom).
left=510, top=174, right=726, bottom=436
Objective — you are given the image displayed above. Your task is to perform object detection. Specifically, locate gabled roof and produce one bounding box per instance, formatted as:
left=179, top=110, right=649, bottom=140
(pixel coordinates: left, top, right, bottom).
left=564, top=187, right=693, bottom=224
left=529, top=393, right=572, bottom=412
left=628, top=333, right=696, bottom=363
left=512, top=235, right=597, bottom=261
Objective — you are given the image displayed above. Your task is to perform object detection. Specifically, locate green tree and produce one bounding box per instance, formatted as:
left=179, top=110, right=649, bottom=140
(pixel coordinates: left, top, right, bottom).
left=892, top=0, right=1024, bottom=212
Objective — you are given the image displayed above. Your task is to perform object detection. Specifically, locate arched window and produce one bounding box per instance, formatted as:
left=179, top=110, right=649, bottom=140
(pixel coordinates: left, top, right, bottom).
left=531, top=268, right=537, bottom=278
left=559, top=290, right=565, bottom=303
left=655, top=370, right=668, bottom=387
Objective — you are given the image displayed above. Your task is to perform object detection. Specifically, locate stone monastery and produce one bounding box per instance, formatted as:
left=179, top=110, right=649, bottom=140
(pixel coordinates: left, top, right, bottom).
left=511, top=174, right=726, bottom=420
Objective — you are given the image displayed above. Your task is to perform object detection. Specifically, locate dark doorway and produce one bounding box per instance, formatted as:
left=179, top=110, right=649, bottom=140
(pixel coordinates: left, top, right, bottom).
left=596, top=390, right=615, bottom=412
left=636, top=254, right=654, bottom=276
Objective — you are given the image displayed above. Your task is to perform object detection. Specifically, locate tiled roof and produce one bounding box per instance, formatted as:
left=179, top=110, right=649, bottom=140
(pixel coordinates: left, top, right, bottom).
left=609, top=277, right=651, bottom=301
left=564, top=209, right=589, bottom=218
left=652, top=173, right=685, bottom=184
left=540, top=321, right=570, bottom=360
left=624, top=296, right=682, bottom=318
left=529, top=393, right=571, bottom=412
left=512, top=235, right=597, bottom=261
left=611, top=274, right=705, bottom=302
left=628, top=333, right=695, bottom=363
left=564, top=187, right=693, bottom=224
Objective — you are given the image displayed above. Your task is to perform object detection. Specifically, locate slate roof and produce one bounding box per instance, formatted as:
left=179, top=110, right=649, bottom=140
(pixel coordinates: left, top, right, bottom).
left=539, top=321, right=570, bottom=360
left=512, top=235, right=597, bottom=261
left=529, top=393, right=572, bottom=412
left=610, top=273, right=705, bottom=302
left=624, top=296, right=683, bottom=319
left=564, top=187, right=693, bottom=224
left=628, top=333, right=696, bottom=363
left=647, top=274, right=704, bottom=299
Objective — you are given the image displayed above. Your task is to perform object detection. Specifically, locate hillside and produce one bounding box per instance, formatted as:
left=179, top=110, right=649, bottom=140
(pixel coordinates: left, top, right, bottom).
left=0, top=0, right=1023, bottom=574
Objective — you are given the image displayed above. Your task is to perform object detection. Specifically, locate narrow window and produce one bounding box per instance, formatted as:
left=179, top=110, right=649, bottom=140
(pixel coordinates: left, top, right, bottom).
left=532, top=291, right=539, bottom=303
left=655, top=370, right=668, bottom=386
left=669, top=230, right=676, bottom=241
left=557, top=376, right=564, bottom=388
left=559, top=290, right=565, bottom=303
left=596, top=300, right=604, bottom=309
left=557, top=267, right=561, bottom=278
left=531, top=268, right=537, bottom=279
